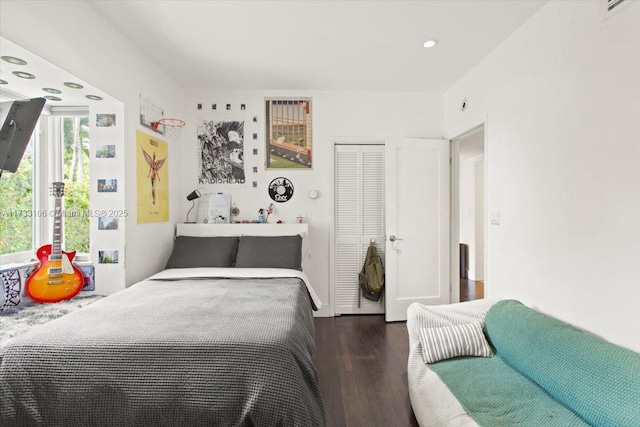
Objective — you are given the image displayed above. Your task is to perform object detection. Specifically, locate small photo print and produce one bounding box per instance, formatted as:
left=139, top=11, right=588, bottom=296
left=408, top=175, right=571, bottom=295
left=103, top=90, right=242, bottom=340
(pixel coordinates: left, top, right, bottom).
left=212, top=104, right=217, bottom=110
left=77, top=265, right=95, bottom=291
left=96, top=145, right=116, bottom=158
left=98, top=216, right=119, bottom=230
left=253, top=116, right=258, bottom=123
left=252, top=181, right=258, bottom=188
left=253, top=166, right=258, bottom=173
left=253, top=148, right=258, bottom=155
left=98, top=250, right=119, bottom=264
left=97, top=179, right=118, bottom=192
left=226, top=104, right=231, bottom=111
left=253, top=133, right=258, bottom=140
left=96, top=113, right=116, bottom=127
left=241, top=104, right=246, bottom=110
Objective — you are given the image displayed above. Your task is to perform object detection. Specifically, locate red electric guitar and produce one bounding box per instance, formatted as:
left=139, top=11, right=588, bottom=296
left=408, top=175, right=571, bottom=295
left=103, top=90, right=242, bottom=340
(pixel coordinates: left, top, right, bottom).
left=26, top=182, right=83, bottom=303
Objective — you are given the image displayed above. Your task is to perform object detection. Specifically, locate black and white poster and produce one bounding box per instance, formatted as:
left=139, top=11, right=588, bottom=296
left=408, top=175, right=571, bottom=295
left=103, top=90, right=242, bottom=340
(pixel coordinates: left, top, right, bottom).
left=197, top=120, right=245, bottom=185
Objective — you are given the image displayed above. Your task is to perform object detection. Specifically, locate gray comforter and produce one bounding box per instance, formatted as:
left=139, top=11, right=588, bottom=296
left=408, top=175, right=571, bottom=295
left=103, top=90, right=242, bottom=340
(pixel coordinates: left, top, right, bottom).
left=0, top=276, right=326, bottom=426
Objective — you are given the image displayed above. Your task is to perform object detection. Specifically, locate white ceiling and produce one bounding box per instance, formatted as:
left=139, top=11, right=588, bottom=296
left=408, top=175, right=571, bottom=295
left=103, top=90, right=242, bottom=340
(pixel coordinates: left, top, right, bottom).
left=0, top=37, right=117, bottom=107
left=89, top=0, right=547, bottom=93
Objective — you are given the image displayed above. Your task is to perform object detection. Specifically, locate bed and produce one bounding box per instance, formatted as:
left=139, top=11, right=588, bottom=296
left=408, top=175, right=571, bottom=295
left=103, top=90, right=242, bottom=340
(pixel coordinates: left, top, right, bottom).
left=0, top=225, right=326, bottom=426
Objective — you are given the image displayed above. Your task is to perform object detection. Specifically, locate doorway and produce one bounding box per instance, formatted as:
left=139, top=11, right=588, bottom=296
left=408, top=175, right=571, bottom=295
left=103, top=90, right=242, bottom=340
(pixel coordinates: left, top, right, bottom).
left=451, top=126, right=485, bottom=303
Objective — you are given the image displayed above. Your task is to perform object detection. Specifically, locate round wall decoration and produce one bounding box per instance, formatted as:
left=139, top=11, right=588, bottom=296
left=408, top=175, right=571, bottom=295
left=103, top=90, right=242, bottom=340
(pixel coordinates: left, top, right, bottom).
left=268, top=177, right=294, bottom=202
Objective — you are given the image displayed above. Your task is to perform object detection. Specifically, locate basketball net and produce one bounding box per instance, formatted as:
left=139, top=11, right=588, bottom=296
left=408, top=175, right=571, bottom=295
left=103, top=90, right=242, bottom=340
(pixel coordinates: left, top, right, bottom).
left=151, top=118, right=185, bottom=142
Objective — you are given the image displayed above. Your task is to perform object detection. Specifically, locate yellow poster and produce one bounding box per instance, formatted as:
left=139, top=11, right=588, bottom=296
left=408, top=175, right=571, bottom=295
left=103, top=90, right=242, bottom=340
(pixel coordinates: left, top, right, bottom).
left=136, top=130, right=168, bottom=223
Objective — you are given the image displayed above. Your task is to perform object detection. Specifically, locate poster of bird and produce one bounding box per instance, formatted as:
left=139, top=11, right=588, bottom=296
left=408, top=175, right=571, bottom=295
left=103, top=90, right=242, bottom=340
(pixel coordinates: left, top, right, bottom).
left=265, top=98, right=312, bottom=169
left=136, top=130, right=168, bottom=224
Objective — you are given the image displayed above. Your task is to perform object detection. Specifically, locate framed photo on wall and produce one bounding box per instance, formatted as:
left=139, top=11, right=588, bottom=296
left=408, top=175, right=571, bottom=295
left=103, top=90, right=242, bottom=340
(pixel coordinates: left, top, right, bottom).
left=265, top=98, right=312, bottom=169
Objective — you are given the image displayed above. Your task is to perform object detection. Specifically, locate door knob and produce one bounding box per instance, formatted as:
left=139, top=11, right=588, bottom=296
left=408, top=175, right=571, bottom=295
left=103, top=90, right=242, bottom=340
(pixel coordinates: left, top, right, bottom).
left=389, top=235, right=404, bottom=242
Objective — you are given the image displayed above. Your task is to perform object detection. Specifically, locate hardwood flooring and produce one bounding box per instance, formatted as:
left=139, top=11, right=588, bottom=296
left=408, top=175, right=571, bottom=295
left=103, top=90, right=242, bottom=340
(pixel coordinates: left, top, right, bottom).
left=314, top=315, right=419, bottom=427
left=460, top=278, right=484, bottom=302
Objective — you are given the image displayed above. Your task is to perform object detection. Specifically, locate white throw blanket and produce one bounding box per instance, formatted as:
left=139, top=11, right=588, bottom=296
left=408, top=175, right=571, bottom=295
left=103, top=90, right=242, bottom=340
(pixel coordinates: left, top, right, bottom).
left=406, top=299, right=497, bottom=427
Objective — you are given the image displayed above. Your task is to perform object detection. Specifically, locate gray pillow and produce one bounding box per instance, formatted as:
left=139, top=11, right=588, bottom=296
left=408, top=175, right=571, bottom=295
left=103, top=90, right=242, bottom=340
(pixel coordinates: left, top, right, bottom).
left=234, top=235, right=303, bottom=270
left=165, top=236, right=239, bottom=269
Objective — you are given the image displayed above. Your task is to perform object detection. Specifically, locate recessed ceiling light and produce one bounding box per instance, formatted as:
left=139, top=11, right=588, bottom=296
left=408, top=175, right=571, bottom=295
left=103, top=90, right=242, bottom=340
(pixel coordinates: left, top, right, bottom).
left=43, top=87, right=62, bottom=94
left=86, top=95, right=103, bottom=101
left=2, top=56, right=27, bottom=65
left=44, top=96, right=62, bottom=101
left=64, top=82, right=84, bottom=89
left=423, top=40, right=438, bottom=48
left=13, top=71, right=36, bottom=79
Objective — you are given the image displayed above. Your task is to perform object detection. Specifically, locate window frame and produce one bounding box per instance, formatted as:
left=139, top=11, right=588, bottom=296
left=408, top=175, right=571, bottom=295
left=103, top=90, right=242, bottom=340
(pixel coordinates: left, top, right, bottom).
left=0, top=107, right=90, bottom=264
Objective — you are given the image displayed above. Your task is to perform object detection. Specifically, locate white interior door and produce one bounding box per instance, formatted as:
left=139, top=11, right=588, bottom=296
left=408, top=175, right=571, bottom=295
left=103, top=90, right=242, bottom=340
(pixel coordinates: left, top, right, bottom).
left=385, top=138, right=450, bottom=322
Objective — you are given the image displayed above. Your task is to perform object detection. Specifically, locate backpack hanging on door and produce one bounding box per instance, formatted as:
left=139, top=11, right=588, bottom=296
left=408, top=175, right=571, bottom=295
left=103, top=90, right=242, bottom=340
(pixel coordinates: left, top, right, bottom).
left=359, top=241, right=384, bottom=303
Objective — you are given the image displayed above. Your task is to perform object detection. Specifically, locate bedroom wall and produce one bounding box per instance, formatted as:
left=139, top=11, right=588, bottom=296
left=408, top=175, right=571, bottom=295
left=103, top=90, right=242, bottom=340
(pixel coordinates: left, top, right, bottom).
left=0, top=1, right=188, bottom=290
left=444, top=1, right=640, bottom=351
left=459, top=154, right=484, bottom=281
left=181, top=90, right=444, bottom=316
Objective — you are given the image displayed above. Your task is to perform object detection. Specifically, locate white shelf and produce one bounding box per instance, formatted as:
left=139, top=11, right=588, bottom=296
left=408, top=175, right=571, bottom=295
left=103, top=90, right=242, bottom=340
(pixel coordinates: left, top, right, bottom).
left=176, top=223, right=308, bottom=237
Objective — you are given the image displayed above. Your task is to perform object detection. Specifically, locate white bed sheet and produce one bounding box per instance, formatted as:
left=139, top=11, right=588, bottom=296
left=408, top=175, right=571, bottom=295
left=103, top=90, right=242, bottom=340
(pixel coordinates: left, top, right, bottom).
left=148, top=267, right=322, bottom=310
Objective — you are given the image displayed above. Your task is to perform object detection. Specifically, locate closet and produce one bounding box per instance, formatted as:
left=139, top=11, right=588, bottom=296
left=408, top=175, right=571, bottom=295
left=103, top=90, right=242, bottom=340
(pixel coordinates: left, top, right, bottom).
left=334, top=144, right=385, bottom=314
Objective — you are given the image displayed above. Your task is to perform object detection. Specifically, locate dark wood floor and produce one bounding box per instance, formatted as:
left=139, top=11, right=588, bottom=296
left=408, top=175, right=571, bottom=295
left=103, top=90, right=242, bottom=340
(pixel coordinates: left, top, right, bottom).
left=314, top=315, right=419, bottom=427
left=460, top=278, right=484, bottom=302
left=314, top=284, right=484, bottom=426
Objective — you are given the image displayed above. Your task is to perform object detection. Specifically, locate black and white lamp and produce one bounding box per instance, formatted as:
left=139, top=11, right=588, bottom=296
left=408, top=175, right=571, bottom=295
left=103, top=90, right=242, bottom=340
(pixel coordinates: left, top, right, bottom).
left=185, top=189, right=201, bottom=223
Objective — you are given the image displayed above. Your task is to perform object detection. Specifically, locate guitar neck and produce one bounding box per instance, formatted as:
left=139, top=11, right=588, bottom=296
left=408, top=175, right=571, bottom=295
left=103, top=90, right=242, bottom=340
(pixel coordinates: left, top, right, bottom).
left=51, top=194, right=63, bottom=257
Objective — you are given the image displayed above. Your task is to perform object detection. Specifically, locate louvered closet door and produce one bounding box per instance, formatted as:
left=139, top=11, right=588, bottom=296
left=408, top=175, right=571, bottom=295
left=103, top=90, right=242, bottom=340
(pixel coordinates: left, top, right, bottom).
left=335, top=145, right=385, bottom=314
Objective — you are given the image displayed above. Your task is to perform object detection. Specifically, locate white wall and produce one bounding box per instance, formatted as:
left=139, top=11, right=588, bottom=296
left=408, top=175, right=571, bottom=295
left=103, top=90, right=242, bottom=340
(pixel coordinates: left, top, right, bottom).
left=181, top=90, right=444, bottom=316
left=1, top=1, right=187, bottom=290
left=445, top=1, right=640, bottom=351
left=459, top=154, right=484, bottom=280
left=473, top=158, right=484, bottom=280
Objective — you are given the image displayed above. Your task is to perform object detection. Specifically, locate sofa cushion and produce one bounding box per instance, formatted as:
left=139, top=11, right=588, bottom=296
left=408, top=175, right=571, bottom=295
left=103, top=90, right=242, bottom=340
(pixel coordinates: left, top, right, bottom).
left=418, top=322, right=492, bottom=363
left=484, top=300, right=640, bottom=427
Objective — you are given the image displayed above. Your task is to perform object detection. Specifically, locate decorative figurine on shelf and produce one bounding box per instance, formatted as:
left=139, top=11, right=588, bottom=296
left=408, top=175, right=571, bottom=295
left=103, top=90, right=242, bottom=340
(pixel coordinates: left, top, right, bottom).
left=258, top=204, right=275, bottom=223
left=265, top=203, right=274, bottom=223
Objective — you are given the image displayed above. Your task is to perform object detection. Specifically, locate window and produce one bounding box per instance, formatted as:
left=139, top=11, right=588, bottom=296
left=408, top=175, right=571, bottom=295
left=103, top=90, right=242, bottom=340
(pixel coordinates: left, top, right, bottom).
left=61, top=116, right=90, bottom=253
left=0, top=112, right=90, bottom=262
left=0, top=132, right=36, bottom=257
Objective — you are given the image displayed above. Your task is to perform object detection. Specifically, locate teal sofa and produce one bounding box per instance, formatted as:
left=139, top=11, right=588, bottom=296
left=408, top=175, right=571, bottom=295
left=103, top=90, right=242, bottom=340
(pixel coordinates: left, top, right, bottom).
left=407, top=299, right=640, bottom=426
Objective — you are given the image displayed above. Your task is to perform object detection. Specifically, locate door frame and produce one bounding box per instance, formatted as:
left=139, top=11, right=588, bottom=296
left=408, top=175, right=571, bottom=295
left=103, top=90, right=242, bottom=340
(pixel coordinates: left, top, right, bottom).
left=331, top=127, right=490, bottom=314
left=330, top=136, right=385, bottom=316
left=450, top=122, right=488, bottom=303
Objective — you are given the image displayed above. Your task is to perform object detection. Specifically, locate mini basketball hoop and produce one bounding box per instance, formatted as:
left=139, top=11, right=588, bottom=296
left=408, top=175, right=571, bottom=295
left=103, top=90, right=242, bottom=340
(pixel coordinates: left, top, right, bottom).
left=151, top=118, right=185, bottom=142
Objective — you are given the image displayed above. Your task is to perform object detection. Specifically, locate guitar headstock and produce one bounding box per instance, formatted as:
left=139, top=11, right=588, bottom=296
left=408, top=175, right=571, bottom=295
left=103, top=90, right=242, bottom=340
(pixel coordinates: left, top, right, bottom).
left=51, top=182, right=65, bottom=198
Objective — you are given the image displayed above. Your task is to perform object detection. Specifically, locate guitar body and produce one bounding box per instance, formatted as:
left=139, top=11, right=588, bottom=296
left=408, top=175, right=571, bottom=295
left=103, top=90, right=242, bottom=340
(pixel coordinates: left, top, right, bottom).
left=26, top=244, right=84, bottom=303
